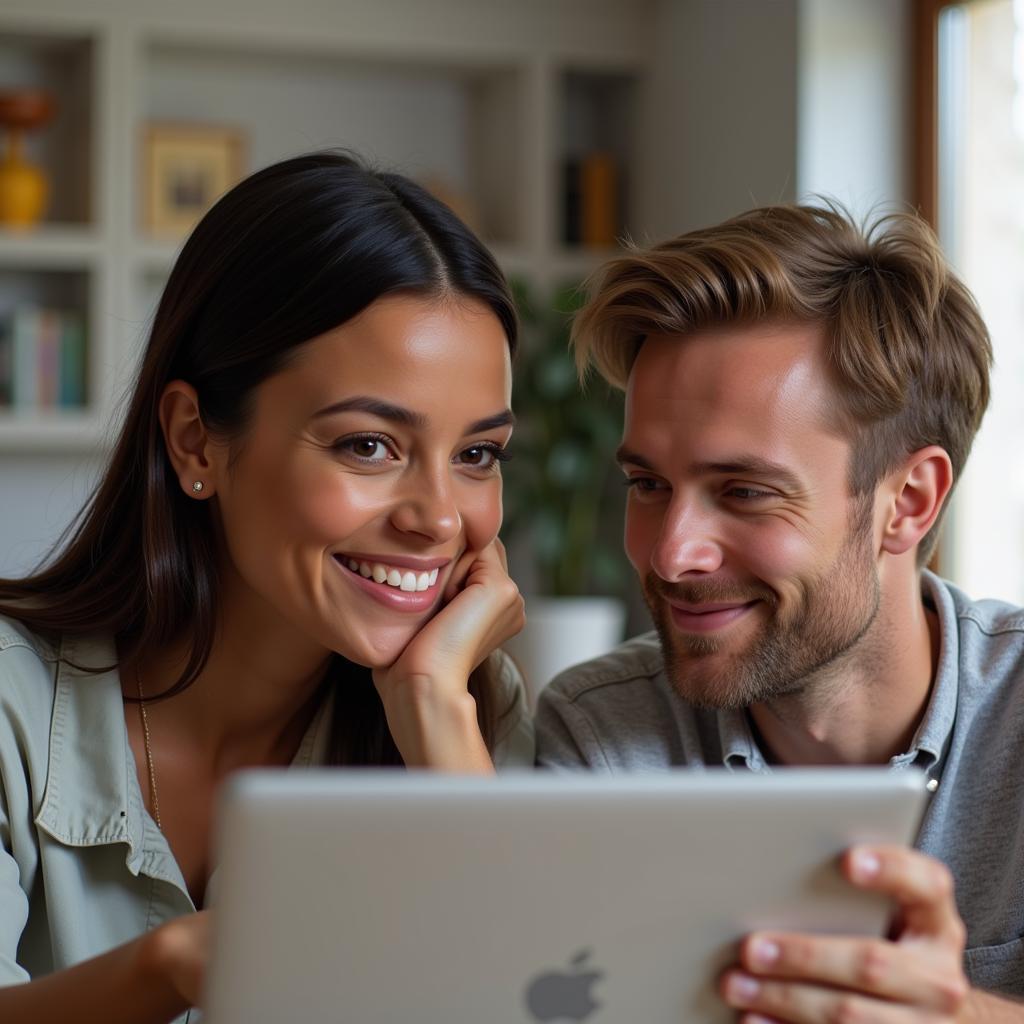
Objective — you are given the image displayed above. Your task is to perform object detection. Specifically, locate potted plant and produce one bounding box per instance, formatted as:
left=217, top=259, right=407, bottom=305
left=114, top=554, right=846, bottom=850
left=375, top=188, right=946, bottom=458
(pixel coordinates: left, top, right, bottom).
left=501, top=278, right=630, bottom=703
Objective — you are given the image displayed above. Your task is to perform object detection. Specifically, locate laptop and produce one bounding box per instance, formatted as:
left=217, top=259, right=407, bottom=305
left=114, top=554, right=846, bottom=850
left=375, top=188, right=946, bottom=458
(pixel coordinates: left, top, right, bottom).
left=203, top=769, right=928, bottom=1024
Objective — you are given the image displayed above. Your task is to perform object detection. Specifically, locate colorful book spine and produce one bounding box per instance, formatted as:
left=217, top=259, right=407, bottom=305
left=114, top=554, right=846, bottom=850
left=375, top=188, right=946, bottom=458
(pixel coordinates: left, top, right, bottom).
left=580, top=152, right=617, bottom=248
left=59, top=313, right=86, bottom=408
left=12, top=307, right=40, bottom=410
left=1, top=306, right=88, bottom=411
left=0, top=317, right=11, bottom=407
left=37, top=309, right=60, bottom=408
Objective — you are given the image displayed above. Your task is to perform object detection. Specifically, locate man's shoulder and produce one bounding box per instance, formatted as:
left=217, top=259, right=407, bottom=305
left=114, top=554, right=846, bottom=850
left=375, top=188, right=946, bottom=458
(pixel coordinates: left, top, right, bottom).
left=935, top=576, right=1024, bottom=681
left=945, top=581, right=1024, bottom=639
left=544, top=631, right=666, bottom=705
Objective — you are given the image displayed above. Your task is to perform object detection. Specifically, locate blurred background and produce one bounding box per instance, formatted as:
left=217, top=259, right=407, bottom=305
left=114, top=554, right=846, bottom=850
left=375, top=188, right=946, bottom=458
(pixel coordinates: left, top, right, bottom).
left=0, top=0, right=1018, bottom=698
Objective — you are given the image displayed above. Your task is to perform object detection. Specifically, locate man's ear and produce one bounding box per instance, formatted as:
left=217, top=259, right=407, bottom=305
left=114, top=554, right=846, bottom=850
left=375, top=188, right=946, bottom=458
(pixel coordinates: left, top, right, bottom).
left=159, top=381, right=220, bottom=499
left=879, top=446, right=953, bottom=557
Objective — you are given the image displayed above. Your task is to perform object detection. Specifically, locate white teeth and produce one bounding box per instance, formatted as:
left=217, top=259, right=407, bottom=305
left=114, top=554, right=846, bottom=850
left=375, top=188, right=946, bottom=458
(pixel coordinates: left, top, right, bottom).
left=342, top=557, right=443, bottom=592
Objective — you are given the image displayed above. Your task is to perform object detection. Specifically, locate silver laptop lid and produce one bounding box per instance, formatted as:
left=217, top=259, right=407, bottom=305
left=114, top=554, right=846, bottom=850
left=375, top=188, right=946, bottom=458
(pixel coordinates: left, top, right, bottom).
left=204, top=769, right=927, bottom=1024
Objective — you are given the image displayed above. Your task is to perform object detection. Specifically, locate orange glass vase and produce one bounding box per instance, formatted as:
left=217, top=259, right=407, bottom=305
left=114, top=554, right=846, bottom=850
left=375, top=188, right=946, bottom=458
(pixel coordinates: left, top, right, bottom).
left=0, top=90, right=55, bottom=229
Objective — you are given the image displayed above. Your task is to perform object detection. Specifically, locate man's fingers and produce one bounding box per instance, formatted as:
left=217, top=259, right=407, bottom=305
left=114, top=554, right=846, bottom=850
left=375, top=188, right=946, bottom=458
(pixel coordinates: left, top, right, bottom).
left=722, top=970, right=961, bottom=1024
left=842, top=845, right=966, bottom=944
left=735, top=932, right=967, bottom=1013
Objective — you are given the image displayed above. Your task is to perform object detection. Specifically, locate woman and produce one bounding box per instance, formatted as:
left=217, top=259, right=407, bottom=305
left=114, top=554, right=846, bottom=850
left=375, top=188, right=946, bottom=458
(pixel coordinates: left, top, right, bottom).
left=0, top=151, right=532, bottom=1022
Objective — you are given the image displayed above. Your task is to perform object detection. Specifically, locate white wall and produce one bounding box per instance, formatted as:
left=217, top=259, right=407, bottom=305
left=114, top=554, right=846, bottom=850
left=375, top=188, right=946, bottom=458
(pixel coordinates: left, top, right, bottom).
left=637, top=0, right=800, bottom=240
left=0, top=453, right=103, bottom=576
left=797, top=0, right=912, bottom=214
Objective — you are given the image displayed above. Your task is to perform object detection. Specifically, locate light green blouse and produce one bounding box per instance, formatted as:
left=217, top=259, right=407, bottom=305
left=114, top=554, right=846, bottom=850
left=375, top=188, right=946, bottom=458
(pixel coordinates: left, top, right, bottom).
left=0, top=615, right=534, bottom=1004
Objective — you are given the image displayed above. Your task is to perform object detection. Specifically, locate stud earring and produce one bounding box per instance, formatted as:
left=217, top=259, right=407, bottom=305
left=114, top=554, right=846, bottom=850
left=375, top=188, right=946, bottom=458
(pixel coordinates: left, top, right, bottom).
left=191, top=481, right=204, bottom=494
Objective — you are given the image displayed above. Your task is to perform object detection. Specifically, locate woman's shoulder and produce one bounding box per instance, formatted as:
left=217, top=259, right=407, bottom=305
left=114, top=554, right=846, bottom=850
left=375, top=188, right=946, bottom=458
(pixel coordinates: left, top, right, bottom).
left=490, top=648, right=535, bottom=770
left=0, top=613, right=62, bottom=728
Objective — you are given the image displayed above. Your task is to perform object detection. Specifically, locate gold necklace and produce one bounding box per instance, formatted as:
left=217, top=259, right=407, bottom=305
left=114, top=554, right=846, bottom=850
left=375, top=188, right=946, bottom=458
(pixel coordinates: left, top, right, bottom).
left=135, top=667, right=163, bottom=830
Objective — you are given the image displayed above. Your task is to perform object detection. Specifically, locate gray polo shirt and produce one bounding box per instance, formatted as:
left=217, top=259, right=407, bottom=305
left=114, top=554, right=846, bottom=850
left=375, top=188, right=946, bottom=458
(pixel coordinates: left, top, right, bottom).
left=0, top=615, right=534, bottom=1010
left=535, top=571, right=1024, bottom=997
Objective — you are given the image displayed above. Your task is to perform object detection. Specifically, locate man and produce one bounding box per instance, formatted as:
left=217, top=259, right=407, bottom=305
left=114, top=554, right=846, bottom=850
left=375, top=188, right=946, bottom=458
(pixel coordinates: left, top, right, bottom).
left=534, top=204, right=1024, bottom=1021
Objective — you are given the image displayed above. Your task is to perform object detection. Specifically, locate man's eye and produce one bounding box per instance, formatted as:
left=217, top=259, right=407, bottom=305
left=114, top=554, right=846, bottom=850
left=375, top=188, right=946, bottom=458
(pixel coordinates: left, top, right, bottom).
left=727, top=487, right=772, bottom=500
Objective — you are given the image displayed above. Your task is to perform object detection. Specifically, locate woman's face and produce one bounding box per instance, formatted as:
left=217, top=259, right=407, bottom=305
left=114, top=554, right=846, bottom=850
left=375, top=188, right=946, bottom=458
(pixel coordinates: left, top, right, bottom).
left=210, top=293, right=513, bottom=668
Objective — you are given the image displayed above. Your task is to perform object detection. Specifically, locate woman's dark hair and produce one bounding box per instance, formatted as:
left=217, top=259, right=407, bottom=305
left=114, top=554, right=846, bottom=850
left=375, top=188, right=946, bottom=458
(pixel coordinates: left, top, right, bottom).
left=0, top=151, right=519, bottom=765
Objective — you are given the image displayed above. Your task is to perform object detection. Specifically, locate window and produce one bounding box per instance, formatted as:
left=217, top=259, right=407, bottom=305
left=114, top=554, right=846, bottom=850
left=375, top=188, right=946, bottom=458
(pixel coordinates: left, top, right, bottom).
left=927, top=0, right=1024, bottom=602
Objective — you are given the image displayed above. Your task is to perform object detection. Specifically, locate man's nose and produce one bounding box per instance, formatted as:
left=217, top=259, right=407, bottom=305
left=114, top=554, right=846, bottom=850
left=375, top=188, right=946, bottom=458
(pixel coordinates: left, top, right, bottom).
left=388, top=465, right=462, bottom=543
left=649, top=496, right=724, bottom=581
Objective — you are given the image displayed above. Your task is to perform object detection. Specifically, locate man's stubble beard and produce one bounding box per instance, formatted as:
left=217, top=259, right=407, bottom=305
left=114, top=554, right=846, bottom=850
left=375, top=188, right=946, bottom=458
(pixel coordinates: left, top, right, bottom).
left=644, top=499, right=880, bottom=710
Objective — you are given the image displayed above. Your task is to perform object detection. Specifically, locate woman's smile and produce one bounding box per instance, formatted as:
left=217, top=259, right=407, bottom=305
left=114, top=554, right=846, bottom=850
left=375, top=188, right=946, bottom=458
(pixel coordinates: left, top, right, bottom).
left=331, top=552, right=450, bottom=612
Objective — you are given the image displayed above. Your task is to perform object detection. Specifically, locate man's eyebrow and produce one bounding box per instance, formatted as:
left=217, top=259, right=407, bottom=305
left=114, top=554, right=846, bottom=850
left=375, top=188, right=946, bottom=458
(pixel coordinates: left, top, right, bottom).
left=693, top=458, right=804, bottom=491
left=614, top=449, right=804, bottom=491
left=312, top=397, right=514, bottom=434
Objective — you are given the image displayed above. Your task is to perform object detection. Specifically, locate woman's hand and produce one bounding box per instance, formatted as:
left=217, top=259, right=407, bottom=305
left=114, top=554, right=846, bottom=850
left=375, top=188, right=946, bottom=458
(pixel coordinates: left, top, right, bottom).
left=372, top=538, right=525, bottom=772
left=139, top=909, right=212, bottom=1011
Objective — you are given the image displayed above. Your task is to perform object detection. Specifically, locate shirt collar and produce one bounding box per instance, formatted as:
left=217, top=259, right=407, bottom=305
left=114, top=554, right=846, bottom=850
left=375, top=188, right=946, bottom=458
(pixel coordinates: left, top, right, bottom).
left=34, top=633, right=143, bottom=858
left=34, top=634, right=335, bottom=870
left=893, top=569, right=959, bottom=771
left=717, top=708, right=768, bottom=772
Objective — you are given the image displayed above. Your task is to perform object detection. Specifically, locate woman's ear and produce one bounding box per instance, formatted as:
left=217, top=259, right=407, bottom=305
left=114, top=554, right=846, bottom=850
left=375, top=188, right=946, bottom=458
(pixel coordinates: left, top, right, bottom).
left=879, top=446, right=954, bottom=557
left=159, top=380, right=220, bottom=499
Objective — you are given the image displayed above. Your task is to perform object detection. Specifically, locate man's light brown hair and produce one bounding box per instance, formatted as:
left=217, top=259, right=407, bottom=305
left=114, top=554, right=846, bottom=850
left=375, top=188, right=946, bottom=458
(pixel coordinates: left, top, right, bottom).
left=572, top=203, right=992, bottom=564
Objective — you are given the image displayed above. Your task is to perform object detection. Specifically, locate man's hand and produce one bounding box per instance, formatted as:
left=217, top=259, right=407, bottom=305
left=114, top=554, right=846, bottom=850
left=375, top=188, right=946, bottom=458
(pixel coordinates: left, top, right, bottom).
left=720, top=845, right=970, bottom=1022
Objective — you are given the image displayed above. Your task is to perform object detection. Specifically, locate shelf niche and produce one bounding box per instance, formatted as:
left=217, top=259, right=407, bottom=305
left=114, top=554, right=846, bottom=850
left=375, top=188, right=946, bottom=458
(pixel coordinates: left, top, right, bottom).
left=140, top=39, right=524, bottom=248
left=559, top=69, right=636, bottom=252
left=0, top=31, right=95, bottom=227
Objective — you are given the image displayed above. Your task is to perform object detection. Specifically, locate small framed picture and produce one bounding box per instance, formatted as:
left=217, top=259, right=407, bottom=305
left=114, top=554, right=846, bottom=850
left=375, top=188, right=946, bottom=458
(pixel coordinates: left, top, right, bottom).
left=142, top=123, right=246, bottom=237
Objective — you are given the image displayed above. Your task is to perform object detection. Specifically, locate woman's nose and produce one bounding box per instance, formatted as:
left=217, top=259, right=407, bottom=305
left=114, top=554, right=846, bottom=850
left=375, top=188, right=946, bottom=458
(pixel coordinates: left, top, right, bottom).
left=388, top=468, right=462, bottom=543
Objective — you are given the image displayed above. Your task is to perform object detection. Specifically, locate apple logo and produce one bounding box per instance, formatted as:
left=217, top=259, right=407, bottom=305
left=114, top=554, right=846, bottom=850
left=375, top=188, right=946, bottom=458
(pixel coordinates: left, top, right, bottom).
left=524, top=948, right=605, bottom=1022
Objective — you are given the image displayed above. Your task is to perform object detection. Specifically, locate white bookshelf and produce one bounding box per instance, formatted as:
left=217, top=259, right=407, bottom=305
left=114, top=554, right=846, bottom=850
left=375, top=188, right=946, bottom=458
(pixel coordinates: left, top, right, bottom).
left=0, top=1, right=646, bottom=453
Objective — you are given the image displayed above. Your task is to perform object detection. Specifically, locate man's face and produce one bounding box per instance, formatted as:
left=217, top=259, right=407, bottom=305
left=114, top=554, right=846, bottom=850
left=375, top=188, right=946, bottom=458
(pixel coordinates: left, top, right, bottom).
left=619, top=322, right=881, bottom=709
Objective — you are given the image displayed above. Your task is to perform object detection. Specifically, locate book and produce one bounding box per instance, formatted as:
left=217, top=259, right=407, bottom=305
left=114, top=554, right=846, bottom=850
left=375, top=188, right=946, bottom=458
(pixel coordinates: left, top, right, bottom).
left=12, top=307, right=40, bottom=410
left=59, top=313, right=86, bottom=408
left=0, top=317, right=11, bottom=407
left=580, top=152, right=617, bottom=248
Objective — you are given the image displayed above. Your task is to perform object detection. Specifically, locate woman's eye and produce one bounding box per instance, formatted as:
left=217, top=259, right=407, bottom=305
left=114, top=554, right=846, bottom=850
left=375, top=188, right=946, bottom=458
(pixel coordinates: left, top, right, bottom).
left=337, top=436, right=392, bottom=462
left=624, top=476, right=664, bottom=492
left=457, top=443, right=509, bottom=470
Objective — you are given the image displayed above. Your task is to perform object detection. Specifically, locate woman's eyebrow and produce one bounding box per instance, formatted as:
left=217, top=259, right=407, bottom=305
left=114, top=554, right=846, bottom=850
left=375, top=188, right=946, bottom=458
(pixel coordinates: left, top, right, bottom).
left=312, top=398, right=514, bottom=434
left=466, top=410, right=515, bottom=433
left=311, top=396, right=426, bottom=428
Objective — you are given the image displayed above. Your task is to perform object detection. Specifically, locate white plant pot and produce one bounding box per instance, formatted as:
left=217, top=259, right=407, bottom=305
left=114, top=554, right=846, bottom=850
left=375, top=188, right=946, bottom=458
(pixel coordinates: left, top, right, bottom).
left=505, top=595, right=626, bottom=707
